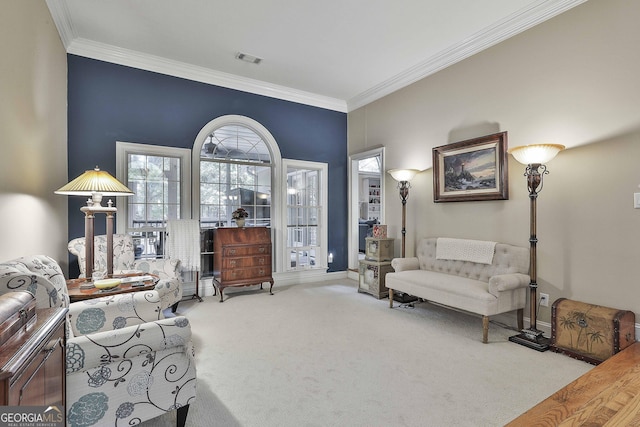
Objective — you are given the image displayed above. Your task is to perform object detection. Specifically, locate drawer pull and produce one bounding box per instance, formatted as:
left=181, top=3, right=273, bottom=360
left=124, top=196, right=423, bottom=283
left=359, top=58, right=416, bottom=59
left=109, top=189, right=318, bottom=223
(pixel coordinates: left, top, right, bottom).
left=228, top=249, right=236, bottom=255
left=259, top=247, right=266, bottom=253
left=229, top=260, right=237, bottom=267
left=19, top=337, right=62, bottom=404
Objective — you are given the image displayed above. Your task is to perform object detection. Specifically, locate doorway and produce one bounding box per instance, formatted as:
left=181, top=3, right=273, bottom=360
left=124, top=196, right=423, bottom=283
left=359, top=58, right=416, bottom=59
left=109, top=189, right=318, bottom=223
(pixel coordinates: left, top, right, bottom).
left=348, top=148, right=384, bottom=271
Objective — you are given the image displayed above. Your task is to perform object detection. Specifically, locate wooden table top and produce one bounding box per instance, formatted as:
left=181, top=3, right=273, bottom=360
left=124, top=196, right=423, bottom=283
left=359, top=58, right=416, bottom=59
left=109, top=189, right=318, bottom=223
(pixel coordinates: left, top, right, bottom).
left=506, top=342, right=640, bottom=426
left=66, top=276, right=157, bottom=302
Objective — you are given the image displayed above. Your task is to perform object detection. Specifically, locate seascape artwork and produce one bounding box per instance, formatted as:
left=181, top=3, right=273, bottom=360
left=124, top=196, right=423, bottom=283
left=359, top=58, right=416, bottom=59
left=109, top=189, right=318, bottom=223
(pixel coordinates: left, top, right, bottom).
left=443, top=147, right=496, bottom=191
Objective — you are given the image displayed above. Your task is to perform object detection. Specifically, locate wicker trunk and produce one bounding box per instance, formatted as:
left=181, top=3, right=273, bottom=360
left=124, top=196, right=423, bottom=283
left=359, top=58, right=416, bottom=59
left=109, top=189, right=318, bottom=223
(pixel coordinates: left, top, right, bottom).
left=551, top=298, right=635, bottom=365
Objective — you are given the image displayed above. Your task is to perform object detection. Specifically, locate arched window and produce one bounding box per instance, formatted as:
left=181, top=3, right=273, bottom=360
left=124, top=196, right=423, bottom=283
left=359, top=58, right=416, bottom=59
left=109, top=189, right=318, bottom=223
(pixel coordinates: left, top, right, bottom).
left=199, top=126, right=274, bottom=228
left=193, top=115, right=283, bottom=274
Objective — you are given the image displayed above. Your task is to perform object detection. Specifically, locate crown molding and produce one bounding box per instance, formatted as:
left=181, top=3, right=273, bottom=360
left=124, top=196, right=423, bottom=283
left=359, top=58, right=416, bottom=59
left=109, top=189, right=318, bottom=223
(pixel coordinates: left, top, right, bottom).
left=46, top=0, right=75, bottom=47
left=346, top=0, right=588, bottom=111
left=47, top=0, right=586, bottom=113
left=66, top=38, right=348, bottom=112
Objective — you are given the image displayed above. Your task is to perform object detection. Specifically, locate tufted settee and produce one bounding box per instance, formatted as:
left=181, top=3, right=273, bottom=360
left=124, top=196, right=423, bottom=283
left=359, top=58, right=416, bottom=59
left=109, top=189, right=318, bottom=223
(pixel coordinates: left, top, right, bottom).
left=0, top=255, right=196, bottom=427
left=386, top=237, right=530, bottom=343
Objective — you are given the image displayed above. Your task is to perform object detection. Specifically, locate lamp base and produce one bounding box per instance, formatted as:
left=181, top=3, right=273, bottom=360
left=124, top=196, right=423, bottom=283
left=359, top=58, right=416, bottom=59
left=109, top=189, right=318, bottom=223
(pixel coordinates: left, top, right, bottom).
left=509, top=328, right=550, bottom=352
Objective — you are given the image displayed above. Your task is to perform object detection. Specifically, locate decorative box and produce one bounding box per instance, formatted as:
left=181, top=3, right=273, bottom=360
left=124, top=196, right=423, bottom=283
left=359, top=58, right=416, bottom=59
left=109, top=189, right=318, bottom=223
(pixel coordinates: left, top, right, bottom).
left=372, top=224, right=387, bottom=238
left=358, top=260, right=394, bottom=299
left=365, top=237, right=394, bottom=262
left=551, top=298, right=636, bottom=365
left=0, top=291, right=36, bottom=347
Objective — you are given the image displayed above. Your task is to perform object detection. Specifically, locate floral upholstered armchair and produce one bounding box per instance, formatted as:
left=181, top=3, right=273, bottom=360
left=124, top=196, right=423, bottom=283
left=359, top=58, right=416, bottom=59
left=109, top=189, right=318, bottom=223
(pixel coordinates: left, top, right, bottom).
left=0, top=255, right=197, bottom=427
left=68, top=234, right=183, bottom=312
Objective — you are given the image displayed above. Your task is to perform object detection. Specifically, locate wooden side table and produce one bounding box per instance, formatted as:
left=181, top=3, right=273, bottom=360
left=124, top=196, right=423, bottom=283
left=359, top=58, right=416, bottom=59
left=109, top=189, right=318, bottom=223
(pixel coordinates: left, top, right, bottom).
left=66, top=275, right=157, bottom=303
left=0, top=307, right=67, bottom=407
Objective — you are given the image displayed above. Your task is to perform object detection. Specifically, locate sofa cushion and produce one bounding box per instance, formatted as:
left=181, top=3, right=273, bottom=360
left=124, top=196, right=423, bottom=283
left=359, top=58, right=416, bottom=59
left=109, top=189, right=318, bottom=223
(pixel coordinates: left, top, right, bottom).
left=388, top=270, right=495, bottom=302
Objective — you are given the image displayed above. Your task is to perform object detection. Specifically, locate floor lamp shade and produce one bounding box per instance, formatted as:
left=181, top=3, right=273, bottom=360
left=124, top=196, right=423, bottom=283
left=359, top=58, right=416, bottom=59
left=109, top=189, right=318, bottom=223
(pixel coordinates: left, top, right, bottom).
left=55, top=166, right=134, bottom=279
left=507, top=144, right=564, bottom=351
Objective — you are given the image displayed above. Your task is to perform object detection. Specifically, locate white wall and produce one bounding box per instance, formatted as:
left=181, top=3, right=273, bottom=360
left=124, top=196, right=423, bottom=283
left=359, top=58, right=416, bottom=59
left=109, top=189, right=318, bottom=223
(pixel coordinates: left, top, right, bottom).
left=0, top=2, right=68, bottom=269
left=348, top=0, right=640, bottom=325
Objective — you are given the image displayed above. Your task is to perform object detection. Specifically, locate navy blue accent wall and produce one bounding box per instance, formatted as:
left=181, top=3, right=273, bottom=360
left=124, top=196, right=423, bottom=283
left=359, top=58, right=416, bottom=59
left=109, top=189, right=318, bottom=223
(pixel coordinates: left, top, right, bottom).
left=67, top=55, right=347, bottom=276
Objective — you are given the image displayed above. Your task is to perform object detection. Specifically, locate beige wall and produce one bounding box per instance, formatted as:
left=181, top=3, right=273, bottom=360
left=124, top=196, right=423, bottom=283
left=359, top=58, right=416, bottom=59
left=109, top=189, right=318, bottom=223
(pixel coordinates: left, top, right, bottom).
left=0, top=2, right=68, bottom=269
left=348, top=0, right=640, bottom=325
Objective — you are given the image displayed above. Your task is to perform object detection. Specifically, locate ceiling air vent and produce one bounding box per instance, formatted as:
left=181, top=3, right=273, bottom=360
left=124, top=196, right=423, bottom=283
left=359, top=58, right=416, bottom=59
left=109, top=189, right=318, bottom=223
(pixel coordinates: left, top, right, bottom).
left=235, top=52, right=262, bottom=64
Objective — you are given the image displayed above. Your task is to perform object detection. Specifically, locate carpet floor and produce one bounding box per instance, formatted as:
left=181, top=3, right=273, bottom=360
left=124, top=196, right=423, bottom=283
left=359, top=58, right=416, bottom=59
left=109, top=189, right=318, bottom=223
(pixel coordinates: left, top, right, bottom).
left=143, top=279, right=592, bottom=427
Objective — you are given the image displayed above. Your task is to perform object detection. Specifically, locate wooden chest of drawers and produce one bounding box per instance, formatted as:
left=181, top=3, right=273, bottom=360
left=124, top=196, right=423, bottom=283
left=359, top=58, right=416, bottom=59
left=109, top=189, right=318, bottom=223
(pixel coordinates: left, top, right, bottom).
left=213, top=227, right=274, bottom=302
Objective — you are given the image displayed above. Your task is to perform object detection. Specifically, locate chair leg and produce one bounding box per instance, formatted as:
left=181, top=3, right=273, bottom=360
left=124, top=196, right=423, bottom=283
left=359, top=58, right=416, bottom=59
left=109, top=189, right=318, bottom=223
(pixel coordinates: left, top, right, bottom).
left=177, top=404, right=190, bottom=427
left=517, top=308, right=524, bottom=330
left=482, top=316, right=489, bottom=344
left=171, top=302, right=179, bottom=313
left=389, top=289, right=394, bottom=308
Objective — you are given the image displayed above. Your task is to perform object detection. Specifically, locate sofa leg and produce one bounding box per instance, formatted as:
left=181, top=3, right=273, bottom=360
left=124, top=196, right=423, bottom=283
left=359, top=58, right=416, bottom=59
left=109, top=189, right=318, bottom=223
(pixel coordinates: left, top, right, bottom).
left=482, top=316, right=489, bottom=344
left=177, top=404, right=189, bottom=427
left=389, top=289, right=394, bottom=308
left=517, top=308, right=524, bottom=330
left=171, top=302, right=179, bottom=313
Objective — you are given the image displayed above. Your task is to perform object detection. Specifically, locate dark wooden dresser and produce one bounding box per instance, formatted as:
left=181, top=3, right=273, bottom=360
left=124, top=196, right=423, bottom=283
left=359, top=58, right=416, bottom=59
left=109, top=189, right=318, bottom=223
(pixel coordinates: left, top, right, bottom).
left=0, top=307, right=67, bottom=407
left=213, top=227, right=274, bottom=302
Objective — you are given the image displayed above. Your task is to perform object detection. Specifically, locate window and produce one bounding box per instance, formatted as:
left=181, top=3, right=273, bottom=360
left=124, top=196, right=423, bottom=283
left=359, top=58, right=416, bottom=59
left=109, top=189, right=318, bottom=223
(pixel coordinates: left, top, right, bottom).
left=193, top=115, right=329, bottom=277
left=284, top=160, right=328, bottom=271
left=116, top=142, right=191, bottom=258
left=199, top=126, right=273, bottom=228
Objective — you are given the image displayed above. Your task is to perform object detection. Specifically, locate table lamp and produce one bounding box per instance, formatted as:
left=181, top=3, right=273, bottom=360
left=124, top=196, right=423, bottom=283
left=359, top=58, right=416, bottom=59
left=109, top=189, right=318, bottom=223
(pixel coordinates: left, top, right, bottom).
left=56, top=166, right=133, bottom=279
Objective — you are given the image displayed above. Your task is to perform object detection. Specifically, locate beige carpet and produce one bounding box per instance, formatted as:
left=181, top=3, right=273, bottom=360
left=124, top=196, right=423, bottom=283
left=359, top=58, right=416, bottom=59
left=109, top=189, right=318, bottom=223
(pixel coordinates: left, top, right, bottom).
left=143, top=279, right=592, bottom=427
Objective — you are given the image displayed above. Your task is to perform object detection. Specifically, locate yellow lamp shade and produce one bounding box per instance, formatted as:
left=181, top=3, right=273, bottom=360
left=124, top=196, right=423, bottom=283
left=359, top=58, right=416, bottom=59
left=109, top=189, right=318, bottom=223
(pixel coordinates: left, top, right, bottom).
left=55, top=167, right=133, bottom=196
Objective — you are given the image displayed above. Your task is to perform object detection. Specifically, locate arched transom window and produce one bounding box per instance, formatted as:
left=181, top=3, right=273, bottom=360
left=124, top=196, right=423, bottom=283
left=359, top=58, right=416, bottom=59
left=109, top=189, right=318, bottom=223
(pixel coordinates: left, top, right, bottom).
left=199, top=124, right=273, bottom=228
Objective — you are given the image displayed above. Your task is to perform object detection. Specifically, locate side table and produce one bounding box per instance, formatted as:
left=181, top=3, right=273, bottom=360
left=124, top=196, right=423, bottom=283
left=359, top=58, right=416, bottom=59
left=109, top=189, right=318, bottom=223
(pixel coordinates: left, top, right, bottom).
left=66, top=275, right=157, bottom=303
left=0, top=307, right=67, bottom=407
left=358, top=237, right=395, bottom=299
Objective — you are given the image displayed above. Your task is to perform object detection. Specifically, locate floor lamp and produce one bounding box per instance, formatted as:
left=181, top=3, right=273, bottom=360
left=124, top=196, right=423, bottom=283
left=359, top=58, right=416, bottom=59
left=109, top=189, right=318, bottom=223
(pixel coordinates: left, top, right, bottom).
left=387, top=169, right=420, bottom=258
left=507, top=144, right=564, bottom=352
left=56, top=166, right=133, bottom=279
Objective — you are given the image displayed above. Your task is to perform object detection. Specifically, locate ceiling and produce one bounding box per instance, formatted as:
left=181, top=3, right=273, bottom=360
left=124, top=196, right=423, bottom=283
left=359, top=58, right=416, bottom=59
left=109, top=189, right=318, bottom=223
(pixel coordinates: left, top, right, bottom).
left=46, top=0, right=586, bottom=112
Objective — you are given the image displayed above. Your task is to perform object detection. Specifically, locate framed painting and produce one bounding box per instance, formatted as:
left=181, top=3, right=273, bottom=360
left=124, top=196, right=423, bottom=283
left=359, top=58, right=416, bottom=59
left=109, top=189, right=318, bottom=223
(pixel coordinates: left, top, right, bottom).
left=433, top=131, right=508, bottom=202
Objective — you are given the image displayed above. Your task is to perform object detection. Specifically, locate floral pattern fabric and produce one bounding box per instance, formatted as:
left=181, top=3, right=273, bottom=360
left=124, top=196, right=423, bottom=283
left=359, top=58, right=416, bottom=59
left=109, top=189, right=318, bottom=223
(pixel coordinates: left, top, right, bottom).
left=0, top=255, right=69, bottom=308
left=66, top=335, right=196, bottom=427
left=68, top=234, right=183, bottom=309
left=67, top=290, right=163, bottom=337
left=0, top=254, right=197, bottom=427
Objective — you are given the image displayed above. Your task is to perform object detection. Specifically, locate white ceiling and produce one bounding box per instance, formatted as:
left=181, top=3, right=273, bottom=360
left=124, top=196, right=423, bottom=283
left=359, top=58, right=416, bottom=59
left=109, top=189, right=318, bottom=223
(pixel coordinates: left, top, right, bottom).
left=46, top=0, right=586, bottom=112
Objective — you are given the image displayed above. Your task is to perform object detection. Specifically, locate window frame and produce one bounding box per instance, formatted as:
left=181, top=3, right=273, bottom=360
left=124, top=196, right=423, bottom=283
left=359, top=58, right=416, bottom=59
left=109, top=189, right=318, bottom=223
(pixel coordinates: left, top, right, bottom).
left=282, top=159, right=328, bottom=272
left=115, top=141, right=192, bottom=236
left=192, top=115, right=283, bottom=271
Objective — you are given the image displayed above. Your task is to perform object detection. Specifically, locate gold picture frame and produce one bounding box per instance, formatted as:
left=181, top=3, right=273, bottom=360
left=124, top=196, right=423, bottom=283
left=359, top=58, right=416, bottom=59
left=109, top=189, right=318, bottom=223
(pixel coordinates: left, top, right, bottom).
left=433, top=131, right=508, bottom=202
